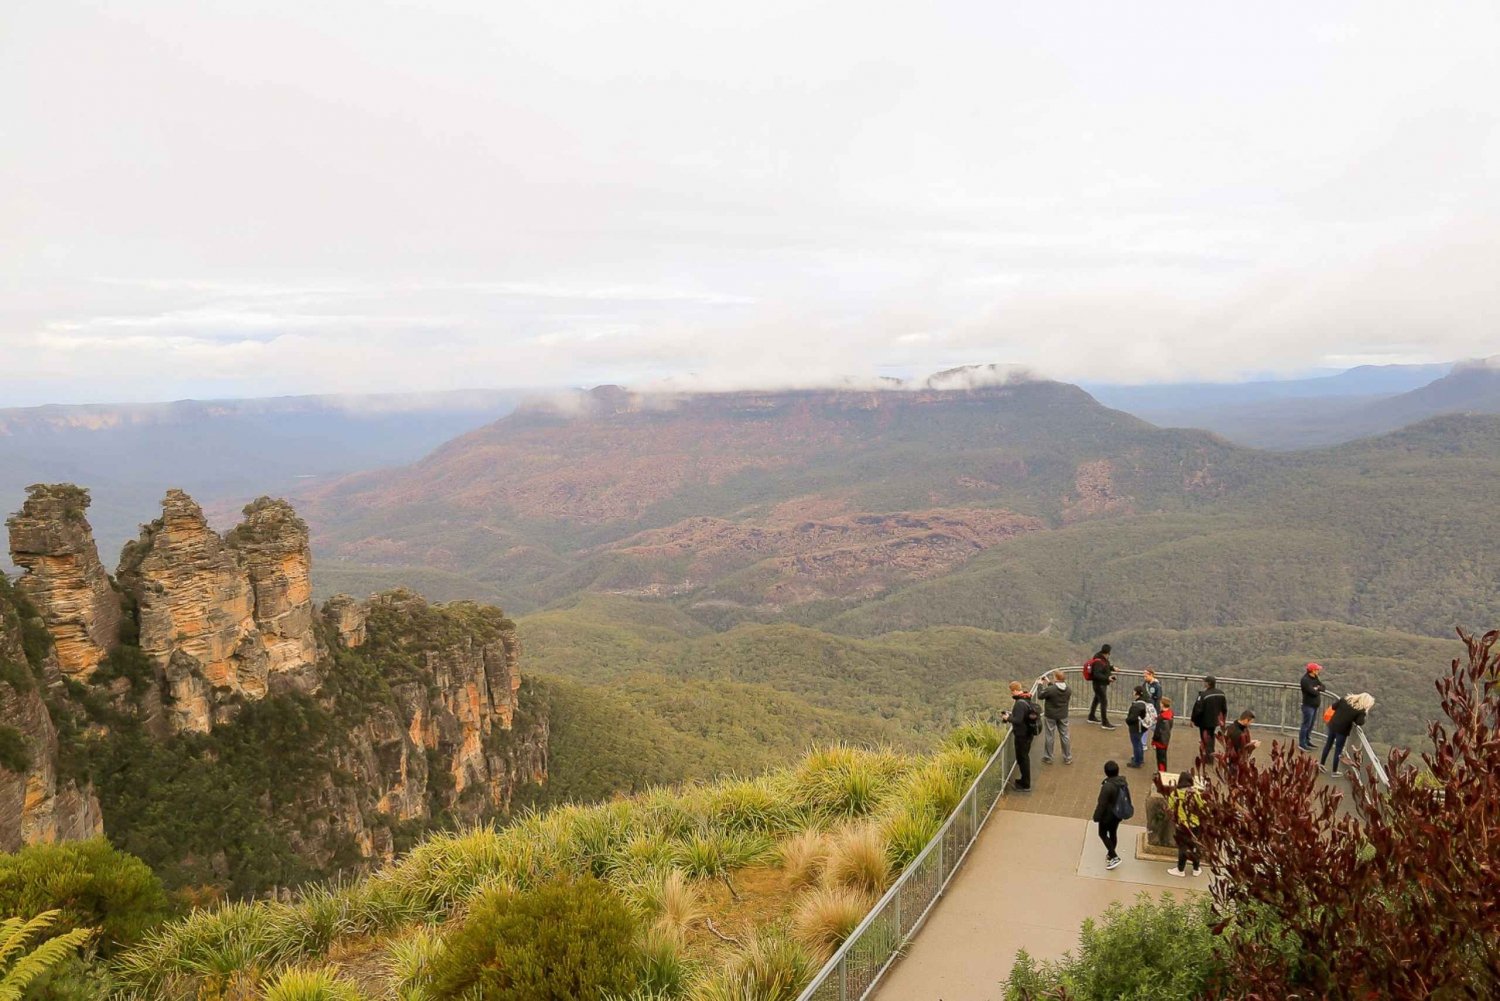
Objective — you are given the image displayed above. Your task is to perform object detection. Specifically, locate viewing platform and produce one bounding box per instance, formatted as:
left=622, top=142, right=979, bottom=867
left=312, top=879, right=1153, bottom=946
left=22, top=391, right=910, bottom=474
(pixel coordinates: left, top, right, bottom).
left=798, top=670, right=1382, bottom=1001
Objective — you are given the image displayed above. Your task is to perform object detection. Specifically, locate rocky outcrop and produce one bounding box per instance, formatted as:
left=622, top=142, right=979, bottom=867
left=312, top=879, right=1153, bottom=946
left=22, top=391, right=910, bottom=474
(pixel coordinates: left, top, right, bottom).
left=5, top=485, right=122, bottom=679
left=321, top=594, right=367, bottom=648
left=117, top=491, right=320, bottom=732
left=0, top=576, right=103, bottom=852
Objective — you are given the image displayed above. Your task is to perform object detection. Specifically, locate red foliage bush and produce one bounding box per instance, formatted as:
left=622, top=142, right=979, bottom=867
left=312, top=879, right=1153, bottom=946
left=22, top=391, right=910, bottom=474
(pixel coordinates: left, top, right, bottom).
left=1196, top=628, right=1500, bottom=999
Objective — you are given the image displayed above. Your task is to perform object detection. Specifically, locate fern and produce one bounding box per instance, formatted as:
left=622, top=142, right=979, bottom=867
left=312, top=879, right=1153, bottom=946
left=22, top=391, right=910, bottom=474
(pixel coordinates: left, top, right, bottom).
left=0, top=910, right=94, bottom=1001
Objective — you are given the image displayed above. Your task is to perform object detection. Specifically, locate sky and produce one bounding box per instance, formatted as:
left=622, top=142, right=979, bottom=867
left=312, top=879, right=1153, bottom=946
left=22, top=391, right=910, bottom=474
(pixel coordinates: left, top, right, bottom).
left=3, top=1, right=1498, bottom=405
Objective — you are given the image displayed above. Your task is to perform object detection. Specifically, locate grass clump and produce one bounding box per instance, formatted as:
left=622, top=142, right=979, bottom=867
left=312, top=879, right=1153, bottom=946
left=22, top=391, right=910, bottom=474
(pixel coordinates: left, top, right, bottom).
left=793, top=886, right=874, bottom=961
left=689, top=929, right=816, bottom=1001
left=261, top=965, right=367, bottom=1001
left=777, top=830, right=830, bottom=891
left=824, top=826, right=892, bottom=896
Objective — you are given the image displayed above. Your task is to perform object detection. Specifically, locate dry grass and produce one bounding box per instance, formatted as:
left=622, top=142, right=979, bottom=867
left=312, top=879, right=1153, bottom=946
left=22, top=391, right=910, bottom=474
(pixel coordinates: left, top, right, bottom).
left=824, top=825, right=892, bottom=896
left=793, top=886, right=875, bottom=961
left=778, top=829, right=831, bottom=890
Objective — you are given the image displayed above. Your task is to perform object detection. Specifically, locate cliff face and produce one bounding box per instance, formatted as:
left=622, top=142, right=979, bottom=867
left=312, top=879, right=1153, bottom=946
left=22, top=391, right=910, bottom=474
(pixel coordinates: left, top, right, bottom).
left=6, top=485, right=122, bottom=679
left=2, top=485, right=547, bottom=883
left=0, top=575, right=103, bottom=853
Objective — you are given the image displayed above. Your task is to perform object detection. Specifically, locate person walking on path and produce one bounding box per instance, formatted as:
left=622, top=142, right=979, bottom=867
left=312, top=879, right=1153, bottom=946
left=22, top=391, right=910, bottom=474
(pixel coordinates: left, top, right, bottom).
left=1037, top=670, right=1073, bottom=765
left=1085, top=644, right=1117, bottom=729
left=1142, top=667, right=1163, bottom=713
left=1152, top=696, right=1174, bottom=773
left=1092, top=760, right=1130, bottom=871
left=1190, top=676, right=1228, bottom=756
left=1165, top=769, right=1204, bottom=878
left=1125, top=686, right=1153, bottom=768
left=1320, top=693, right=1374, bottom=777
left=1003, top=681, right=1040, bottom=791
left=1298, top=662, right=1327, bottom=750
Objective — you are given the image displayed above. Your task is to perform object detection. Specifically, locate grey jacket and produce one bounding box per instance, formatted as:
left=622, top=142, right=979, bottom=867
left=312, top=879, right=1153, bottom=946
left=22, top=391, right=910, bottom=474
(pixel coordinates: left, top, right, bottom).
left=1038, top=681, right=1072, bottom=721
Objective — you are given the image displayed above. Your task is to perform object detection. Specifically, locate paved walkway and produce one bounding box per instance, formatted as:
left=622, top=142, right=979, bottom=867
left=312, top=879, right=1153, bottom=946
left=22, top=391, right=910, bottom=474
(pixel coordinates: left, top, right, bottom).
left=873, top=721, right=1351, bottom=1000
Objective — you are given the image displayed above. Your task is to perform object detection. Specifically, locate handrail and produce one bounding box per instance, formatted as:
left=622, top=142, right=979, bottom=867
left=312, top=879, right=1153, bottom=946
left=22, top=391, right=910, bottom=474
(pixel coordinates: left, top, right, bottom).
left=1036, top=666, right=1389, bottom=787
left=794, top=729, right=1018, bottom=1001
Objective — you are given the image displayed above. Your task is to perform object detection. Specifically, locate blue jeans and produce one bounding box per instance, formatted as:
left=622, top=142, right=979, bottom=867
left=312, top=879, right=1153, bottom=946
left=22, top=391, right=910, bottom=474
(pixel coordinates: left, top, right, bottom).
left=1321, top=730, right=1349, bottom=771
left=1299, top=704, right=1318, bottom=748
left=1129, top=728, right=1145, bottom=765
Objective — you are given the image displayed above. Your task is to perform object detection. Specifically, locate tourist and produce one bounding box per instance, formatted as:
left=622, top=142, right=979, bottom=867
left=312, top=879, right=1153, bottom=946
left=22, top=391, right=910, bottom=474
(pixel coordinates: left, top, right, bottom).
left=1298, top=662, right=1327, bottom=751
left=1142, top=667, right=1163, bottom=712
left=1320, top=692, right=1375, bottom=778
left=1224, top=710, right=1259, bottom=776
left=1093, top=760, right=1129, bottom=870
left=1037, top=670, right=1073, bottom=765
left=1190, top=676, right=1228, bottom=755
left=1085, top=644, right=1117, bottom=729
left=1153, top=696, right=1174, bottom=772
left=1165, top=769, right=1203, bottom=878
left=1003, top=680, right=1039, bottom=791
left=1125, top=685, right=1152, bottom=768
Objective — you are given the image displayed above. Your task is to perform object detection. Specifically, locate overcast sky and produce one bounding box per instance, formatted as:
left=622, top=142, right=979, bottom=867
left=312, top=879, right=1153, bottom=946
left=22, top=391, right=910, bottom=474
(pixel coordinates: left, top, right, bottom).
left=3, top=1, right=1497, bottom=405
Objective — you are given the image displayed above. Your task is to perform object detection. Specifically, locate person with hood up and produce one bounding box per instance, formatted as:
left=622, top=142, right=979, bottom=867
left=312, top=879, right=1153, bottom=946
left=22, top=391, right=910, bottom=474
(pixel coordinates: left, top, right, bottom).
left=1320, top=692, right=1374, bottom=777
left=1298, top=662, right=1327, bottom=751
left=1092, top=760, right=1129, bottom=870
left=1165, top=769, right=1204, bottom=878
left=1190, top=676, right=1229, bottom=755
left=1152, top=696, right=1175, bottom=773
left=1085, top=644, right=1117, bottom=729
left=1002, top=681, right=1040, bottom=791
left=1125, top=685, right=1153, bottom=768
left=1037, top=670, right=1073, bottom=765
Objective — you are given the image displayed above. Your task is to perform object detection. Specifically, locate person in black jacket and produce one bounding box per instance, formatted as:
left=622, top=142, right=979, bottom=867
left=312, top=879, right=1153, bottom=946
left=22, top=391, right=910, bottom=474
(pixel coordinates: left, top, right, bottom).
left=1092, top=760, right=1128, bottom=870
left=1320, top=692, right=1374, bottom=777
left=1037, top=670, right=1073, bottom=765
left=1189, top=676, right=1228, bottom=756
left=1085, top=644, right=1117, bottom=729
left=1002, top=681, right=1039, bottom=791
left=1223, top=710, right=1259, bottom=778
left=1125, top=686, right=1150, bottom=768
left=1298, top=662, right=1326, bottom=751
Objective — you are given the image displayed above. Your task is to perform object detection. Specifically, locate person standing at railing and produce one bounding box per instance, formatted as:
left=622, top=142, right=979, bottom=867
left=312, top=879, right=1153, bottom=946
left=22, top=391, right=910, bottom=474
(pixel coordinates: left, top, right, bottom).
left=1142, top=667, right=1163, bottom=713
left=1002, top=680, right=1040, bottom=792
left=1298, top=662, right=1327, bottom=751
left=1125, top=686, right=1153, bottom=768
left=1320, top=692, right=1374, bottom=778
left=1085, top=644, right=1118, bottom=729
left=1093, top=760, right=1130, bottom=870
left=1152, top=696, right=1175, bottom=772
left=1190, top=676, right=1228, bottom=755
left=1037, top=670, right=1073, bottom=765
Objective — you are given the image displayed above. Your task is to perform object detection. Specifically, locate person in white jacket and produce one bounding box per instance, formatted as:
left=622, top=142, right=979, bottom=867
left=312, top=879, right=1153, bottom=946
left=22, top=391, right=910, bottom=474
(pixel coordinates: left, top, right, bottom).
left=1037, top=670, right=1073, bottom=765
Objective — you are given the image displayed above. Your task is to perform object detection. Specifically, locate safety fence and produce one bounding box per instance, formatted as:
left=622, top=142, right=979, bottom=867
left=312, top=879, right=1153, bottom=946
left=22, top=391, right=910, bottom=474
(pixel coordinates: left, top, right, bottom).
left=795, top=730, right=1017, bottom=1001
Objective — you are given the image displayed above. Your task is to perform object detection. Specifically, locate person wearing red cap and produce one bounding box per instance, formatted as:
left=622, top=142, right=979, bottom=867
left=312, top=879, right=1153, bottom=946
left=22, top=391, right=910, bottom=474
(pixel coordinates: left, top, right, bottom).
left=1298, top=662, right=1327, bottom=751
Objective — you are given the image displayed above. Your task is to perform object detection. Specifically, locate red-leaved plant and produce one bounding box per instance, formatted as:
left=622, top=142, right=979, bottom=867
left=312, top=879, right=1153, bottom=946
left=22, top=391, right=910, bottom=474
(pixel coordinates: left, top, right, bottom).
left=1196, top=627, right=1500, bottom=999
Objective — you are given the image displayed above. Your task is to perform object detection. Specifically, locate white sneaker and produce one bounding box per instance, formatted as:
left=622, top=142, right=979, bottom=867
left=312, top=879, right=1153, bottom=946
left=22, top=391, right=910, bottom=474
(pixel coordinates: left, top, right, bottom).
left=1190, top=868, right=1202, bottom=877
left=1167, top=867, right=1185, bottom=877
left=1106, top=856, right=1122, bottom=870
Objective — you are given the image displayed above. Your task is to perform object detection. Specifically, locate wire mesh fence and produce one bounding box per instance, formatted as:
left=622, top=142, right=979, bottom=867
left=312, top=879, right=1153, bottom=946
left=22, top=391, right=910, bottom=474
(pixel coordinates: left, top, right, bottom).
left=796, top=733, right=1016, bottom=1001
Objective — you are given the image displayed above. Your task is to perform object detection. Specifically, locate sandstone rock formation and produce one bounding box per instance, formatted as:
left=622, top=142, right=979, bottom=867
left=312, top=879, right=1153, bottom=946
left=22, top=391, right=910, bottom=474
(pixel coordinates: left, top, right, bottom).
left=228, top=498, right=320, bottom=686
left=5, top=485, right=121, bottom=679
left=321, top=593, right=367, bottom=648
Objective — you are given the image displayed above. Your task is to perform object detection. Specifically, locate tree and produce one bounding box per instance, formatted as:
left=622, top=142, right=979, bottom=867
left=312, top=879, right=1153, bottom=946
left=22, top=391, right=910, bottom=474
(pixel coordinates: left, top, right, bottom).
left=1196, top=627, right=1500, bottom=998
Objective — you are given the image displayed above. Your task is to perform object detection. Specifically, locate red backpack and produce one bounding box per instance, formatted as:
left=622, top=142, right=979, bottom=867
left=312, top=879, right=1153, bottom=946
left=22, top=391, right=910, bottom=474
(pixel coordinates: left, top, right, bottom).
left=1082, top=658, right=1095, bottom=681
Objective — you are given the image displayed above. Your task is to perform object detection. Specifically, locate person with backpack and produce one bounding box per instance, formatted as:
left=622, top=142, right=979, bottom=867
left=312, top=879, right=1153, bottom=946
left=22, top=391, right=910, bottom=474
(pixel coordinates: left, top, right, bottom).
left=1298, top=662, right=1327, bottom=751
left=1165, top=769, right=1204, bottom=878
left=1084, top=644, right=1117, bottom=729
left=1152, top=696, right=1175, bottom=773
left=1320, top=692, right=1374, bottom=778
left=1092, top=760, right=1131, bottom=870
left=1142, top=667, right=1163, bottom=713
left=1125, top=685, right=1155, bottom=768
left=1002, top=680, right=1040, bottom=792
left=1037, top=670, right=1073, bottom=765
left=1189, top=676, right=1228, bottom=755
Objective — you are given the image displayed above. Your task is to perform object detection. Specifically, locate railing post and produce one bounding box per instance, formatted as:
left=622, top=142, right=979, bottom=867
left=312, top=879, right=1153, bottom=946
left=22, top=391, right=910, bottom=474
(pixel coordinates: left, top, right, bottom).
left=839, top=956, right=847, bottom=1001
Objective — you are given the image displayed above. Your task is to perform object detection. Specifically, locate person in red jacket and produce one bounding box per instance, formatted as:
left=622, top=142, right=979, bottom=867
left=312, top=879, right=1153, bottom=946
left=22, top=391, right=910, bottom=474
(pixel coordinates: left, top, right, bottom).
left=1152, top=697, right=1174, bottom=772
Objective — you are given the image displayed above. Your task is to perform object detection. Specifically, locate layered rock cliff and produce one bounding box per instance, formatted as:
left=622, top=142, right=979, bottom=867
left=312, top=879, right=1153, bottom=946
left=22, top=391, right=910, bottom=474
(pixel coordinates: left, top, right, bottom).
left=2, top=484, right=547, bottom=888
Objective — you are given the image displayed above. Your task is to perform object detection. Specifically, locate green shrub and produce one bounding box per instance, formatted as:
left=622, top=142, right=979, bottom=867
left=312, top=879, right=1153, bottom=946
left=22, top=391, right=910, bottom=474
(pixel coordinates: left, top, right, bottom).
left=0, top=727, right=30, bottom=774
left=1002, top=894, right=1217, bottom=1000
left=0, top=839, right=168, bottom=954
left=427, top=878, right=641, bottom=1001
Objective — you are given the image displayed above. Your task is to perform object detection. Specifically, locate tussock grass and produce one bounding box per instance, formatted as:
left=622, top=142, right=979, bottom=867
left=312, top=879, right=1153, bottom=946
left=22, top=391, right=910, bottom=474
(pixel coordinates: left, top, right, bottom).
left=777, top=829, right=831, bottom=890
left=261, top=965, right=366, bottom=1001
left=824, top=826, right=893, bottom=896
left=384, top=925, right=442, bottom=1001
left=793, top=886, right=875, bottom=961
left=638, top=925, right=692, bottom=995
left=688, top=929, right=817, bottom=1001
left=881, top=807, right=942, bottom=870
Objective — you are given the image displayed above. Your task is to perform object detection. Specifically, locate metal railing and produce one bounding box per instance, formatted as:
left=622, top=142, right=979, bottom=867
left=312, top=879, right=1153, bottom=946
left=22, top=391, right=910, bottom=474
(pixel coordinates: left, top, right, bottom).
left=795, top=730, right=1018, bottom=1001
left=1036, top=666, right=1389, bottom=787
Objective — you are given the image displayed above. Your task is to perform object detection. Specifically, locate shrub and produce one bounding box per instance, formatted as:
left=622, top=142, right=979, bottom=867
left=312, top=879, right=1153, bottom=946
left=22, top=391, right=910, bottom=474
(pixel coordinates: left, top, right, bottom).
left=1002, top=894, right=1216, bottom=1000
left=823, top=826, right=891, bottom=896
left=426, top=878, right=641, bottom=1001
left=0, top=839, right=168, bottom=954
left=793, top=886, right=873, bottom=961
left=0, top=727, right=30, bottom=775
